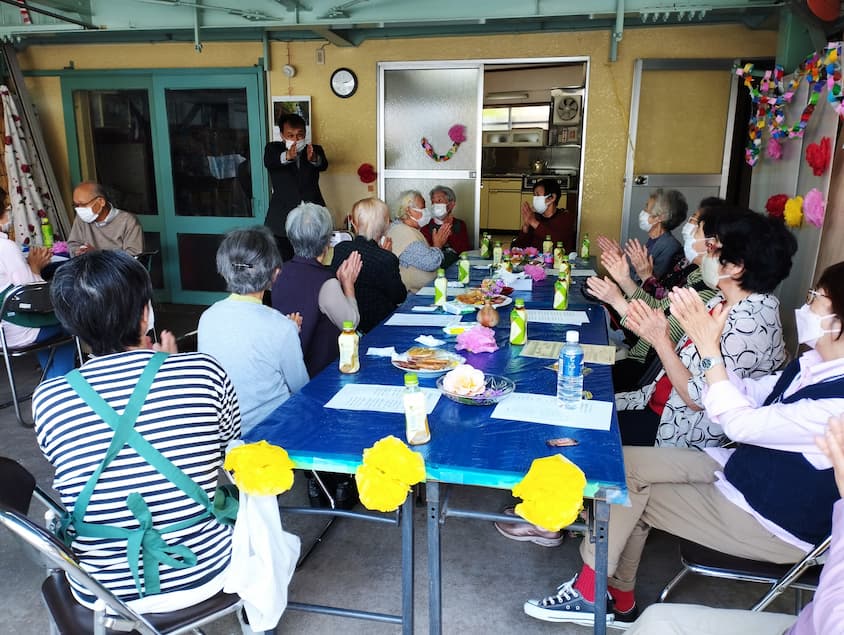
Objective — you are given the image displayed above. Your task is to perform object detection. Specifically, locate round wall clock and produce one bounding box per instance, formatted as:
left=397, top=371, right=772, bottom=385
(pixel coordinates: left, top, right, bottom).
left=330, top=68, right=358, bottom=98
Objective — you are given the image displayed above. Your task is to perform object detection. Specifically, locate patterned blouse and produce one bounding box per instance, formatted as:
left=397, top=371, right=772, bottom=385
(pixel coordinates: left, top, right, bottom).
left=615, top=293, right=786, bottom=449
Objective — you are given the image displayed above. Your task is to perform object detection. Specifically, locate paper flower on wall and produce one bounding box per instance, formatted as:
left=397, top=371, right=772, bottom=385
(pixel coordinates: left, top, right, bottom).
left=357, top=162, right=377, bottom=184
left=224, top=441, right=295, bottom=496
left=448, top=124, right=467, bottom=144
left=765, top=194, right=788, bottom=220
left=355, top=436, right=425, bottom=512
left=784, top=195, right=804, bottom=228
left=766, top=137, right=784, bottom=160
left=805, top=137, right=831, bottom=176
left=512, top=454, right=586, bottom=532
left=803, top=188, right=827, bottom=227
left=421, top=123, right=466, bottom=162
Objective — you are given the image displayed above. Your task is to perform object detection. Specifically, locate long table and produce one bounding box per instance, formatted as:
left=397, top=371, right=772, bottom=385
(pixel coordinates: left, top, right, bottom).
left=247, top=257, right=627, bottom=634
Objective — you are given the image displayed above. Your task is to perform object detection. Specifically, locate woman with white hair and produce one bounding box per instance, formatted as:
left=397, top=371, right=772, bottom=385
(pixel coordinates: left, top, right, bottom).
left=387, top=189, right=449, bottom=293
left=198, top=225, right=308, bottom=434
left=273, top=202, right=361, bottom=377
left=331, top=197, right=406, bottom=333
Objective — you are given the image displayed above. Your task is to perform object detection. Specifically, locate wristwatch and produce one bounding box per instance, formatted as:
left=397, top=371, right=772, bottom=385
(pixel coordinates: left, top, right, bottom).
left=700, top=356, right=724, bottom=371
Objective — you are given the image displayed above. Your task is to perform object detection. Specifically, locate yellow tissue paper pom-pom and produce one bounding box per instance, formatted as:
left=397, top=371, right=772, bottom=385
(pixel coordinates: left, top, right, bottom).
left=224, top=441, right=295, bottom=496
left=355, top=462, right=411, bottom=512
left=361, top=435, right=426, bottom=486
left=784, top=196, right=804, bottom=228
left=511, top=455, right=586, bottom=532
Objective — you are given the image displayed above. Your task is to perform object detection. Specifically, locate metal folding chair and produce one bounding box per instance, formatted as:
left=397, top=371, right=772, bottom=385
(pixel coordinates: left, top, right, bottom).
left=0, top=283, right=81, bottom=427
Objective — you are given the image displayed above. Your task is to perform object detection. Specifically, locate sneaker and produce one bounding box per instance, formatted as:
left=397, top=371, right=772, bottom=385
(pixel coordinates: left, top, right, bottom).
left=523, top=577, right=614, bottom=625
left=608, top=604, right=639, bottom=630
left=494, top=507, right=563, bottom=547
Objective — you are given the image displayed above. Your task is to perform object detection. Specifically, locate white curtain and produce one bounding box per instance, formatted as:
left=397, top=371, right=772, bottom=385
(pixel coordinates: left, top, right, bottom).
left=1, top=84, right=60, bottom=248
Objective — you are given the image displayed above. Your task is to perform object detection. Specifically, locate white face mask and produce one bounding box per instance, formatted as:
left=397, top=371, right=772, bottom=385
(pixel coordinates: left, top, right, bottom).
left=681, top=221, right=697, bottom=240
left=431, top=203, right=448, bottom=220
left=411, top=207, right=431, bottom=229
left=795, top=304, right=839, bottom=348
left=295, top=139, right=308, bottom=152
left=701, top=255, right=733, bottom=290
left=144, top=301, right=156, bottom=335
left=75, top=206, right=98, bottom=224
left=683, top=236, right=703, bottom=264
left=533, top=195, right=549, bottom=214
left=638, top=210, right=653, bottom=232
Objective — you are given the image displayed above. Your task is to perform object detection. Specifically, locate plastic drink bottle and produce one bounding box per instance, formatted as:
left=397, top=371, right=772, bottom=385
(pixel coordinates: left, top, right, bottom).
left=492, top=241, right=503, bottom=266
left=338, top=321, right=360, bottom=373
left=553, top=272, right=569, bottom=310
left=500, top=255, right=512, bottom=272
left=480, top=233, right=491, bottom=259
left=559, top=254, right=571, bottom=281
left=403, top=373, right=431, bottom=445
left=434, top=268, right=447, bottom=307
left=580, top=233, right=591, bottom=260
left=509, top=298, right=527, bottom=345
left=553, top=242, right=564, bottom=269
left=458, top=253, right=470, bottom=284
left=40, top=217, right=54, bottom=248
left=557, top=330, right=584, bottom=409
left=542, top=234, right=553, bottom=256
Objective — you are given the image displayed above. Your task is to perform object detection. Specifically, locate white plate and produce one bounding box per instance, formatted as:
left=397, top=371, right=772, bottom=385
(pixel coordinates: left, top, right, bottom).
left=468, top=294, right=513, bottom=309
left=391, top=351, right=465, bottom=376
left=442, top=322, right=478, bottom=336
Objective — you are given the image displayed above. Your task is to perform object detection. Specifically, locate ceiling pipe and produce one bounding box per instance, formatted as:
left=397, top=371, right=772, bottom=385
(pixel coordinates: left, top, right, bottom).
left=194, top=0, right=202, bottom=52
left=610, top=0, right=624, bottom=62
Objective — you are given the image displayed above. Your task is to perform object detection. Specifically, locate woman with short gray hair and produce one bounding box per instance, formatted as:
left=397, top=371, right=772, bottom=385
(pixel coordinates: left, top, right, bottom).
left=632, top=187, right=687, bottom=281
left=198, top=226, right=308, bottom=434
left=387, top=189, right=449, bottom=293
left=273, top=202, right=361, bottom=377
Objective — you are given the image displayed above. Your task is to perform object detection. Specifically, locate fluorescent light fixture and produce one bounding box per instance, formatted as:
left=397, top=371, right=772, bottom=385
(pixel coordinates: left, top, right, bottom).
left=486, top=92, right=529, bottom=100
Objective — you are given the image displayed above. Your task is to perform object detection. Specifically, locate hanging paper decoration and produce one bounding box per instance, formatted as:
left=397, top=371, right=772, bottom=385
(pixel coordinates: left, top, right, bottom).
left=784, top=196, right=804, bottom=228
left=765, top=194, right=788, bottom=220
left=805, top=137, right=832, bottom=175
left=803, top=188, right=827, bottom=227
left=512, top=454, right=586, bottom=532
left=766, top=137, right=783, bottom=160
left=355, top=436, right=425, bottom=512
left=357, top=162, right=377, bottom=184
left=224, top=441, right=295, bottom=496
left=421, top=123, right=466, bottom=162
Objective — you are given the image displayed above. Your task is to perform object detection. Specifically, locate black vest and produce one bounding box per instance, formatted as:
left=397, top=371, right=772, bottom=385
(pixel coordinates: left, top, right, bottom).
left=724, top=359, right=844, bottom=545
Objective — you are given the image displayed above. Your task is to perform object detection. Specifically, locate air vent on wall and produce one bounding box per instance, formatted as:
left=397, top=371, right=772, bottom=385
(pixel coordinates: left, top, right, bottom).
left=551, top=89, right=582, bottom=126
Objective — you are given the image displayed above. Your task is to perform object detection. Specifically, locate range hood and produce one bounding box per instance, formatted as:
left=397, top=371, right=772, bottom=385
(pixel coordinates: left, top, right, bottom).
left=483, top=64, right=585, bottom=105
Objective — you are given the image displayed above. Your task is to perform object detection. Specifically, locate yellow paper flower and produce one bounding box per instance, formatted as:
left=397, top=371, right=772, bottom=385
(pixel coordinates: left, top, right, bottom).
left=512, top=454, right=586, bottom=532
left=784, top=196, right=803, bottom=228
left=355, top=436, right=426, bottom=512
left=224, top=441, right=295, bottom=496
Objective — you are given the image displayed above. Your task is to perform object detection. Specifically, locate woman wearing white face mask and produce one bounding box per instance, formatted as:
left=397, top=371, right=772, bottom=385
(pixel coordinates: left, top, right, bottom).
left=630, top=188, right=688, bottom=281
left=420, top=185, right=471, bottom=267
left=611, top=209, right=796, bottom=448
left=512, top=179, right=576, bottom=252
left=386, top=190, right=448, bottom=293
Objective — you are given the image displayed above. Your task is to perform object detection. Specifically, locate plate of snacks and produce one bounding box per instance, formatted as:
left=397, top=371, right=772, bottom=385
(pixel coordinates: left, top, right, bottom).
left=436, top=364, right=516, bottom=406
left=454, top=288, right=513, bottom=309
left=391, top=347, right=465, bottom=375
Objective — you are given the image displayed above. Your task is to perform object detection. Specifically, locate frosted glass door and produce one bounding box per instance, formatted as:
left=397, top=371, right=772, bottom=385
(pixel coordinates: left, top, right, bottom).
left=379, top=64, right=482, bottom=248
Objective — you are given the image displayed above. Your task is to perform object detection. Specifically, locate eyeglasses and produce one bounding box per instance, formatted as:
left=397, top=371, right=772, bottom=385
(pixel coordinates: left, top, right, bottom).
left=806, top=289, right=829, bottom=305
left=73, top=195, right=102, bottom=207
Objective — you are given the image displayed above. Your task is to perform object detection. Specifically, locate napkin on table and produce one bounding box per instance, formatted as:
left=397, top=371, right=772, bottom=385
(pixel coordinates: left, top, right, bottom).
left=415, top=335, right=445, bottom=347
left=367, top=346, right=397, bottom=358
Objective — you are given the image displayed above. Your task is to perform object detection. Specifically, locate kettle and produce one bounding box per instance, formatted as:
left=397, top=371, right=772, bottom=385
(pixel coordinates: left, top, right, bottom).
left=531, top=159, right=547, bottom=174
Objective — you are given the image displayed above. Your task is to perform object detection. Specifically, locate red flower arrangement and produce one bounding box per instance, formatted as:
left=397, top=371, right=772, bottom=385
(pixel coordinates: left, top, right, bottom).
left=805, top=137, right=831, bottom=176
left=765, top=194, right=788, bottom=220
left=356, top=163, right=377, bottom=184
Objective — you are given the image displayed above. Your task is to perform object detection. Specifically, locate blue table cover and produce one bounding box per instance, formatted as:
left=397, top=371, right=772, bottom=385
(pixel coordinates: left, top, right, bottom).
left=247, top=258, right=628, bottom=504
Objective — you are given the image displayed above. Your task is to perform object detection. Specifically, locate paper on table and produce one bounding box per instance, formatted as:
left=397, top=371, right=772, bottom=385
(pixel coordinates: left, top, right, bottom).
left=411, top=305, right=438, bottom=312
left=491, top=394, right=613, bottom=431
left=526, top=309, right=589, bottom=325
left=468, top=260, right=491, bottom=267
left=366, top=346, right=397, bottom=358
left=509, top=278, right=533, bottom=291
left=581, top=344, right=616, bottom=365
left=384, top=313, right=459, bottom=327
left=519, top=340, right=563, bottom=360
left=572, top=268, right=597, bottom=277
left=325, top=383, right=440, bottom=414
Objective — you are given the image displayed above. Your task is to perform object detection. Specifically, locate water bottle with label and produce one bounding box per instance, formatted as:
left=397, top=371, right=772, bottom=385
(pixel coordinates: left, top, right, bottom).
left=509, top=298, right=527, bottom=345
left=542, top=234, right=553, bottom=256
left=553, top=272, right=569, bottom=310
left=557, top=330, right=584, bottom=409
left=492, top=241, right=503, bottom=266
left=580, top=233, right=591, bottom=260
left=553, top=241, right=564, bottom=269
left=458, top=253, right=470, bottom=284
left=480, top=233, right=491, bottom=259
left=433, top=268, right=447, bottom=307
left=338, top=321, right=360, bottom=373
left=403, top=373, right=431, bottom=445
left=40, top=217, right=54, bottom=249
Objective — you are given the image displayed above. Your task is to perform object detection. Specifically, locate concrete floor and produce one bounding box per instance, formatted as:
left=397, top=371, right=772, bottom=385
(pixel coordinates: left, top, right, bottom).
left=0, top=304, right=803, bottom=634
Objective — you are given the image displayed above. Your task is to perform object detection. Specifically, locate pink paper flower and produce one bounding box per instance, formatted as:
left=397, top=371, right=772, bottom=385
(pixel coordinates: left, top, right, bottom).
left=455, top=325, right=499, bottom=354
left=52, top=241, right=69, bottom=256
left=523, top=264, right=546, bottom=282
left=803, top=188, right=826, bottom=227
left=766, top=137, right=783, bottom=160
left=448, top=124, right=467, bottom=144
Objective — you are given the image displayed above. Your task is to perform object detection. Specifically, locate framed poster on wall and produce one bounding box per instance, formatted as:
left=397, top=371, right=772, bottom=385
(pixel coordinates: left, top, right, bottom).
left=271, top=96, right=312, bottom=142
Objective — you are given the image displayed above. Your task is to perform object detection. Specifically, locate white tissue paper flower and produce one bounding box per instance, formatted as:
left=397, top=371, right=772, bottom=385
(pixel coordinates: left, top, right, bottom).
left=442, top=364, right=486, bottom=396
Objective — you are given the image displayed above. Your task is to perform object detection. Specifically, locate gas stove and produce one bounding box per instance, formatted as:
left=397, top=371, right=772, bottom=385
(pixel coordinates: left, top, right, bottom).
left=522, top=173, right=577, bottom=192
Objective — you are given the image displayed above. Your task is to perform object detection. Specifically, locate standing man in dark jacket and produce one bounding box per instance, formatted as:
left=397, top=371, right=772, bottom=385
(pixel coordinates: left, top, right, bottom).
left=264, top=113, right=328, bottom=261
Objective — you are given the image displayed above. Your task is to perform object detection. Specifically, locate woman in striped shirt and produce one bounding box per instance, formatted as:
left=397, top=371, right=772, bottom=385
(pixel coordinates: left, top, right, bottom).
left=33, top=250, right=241, bottom=613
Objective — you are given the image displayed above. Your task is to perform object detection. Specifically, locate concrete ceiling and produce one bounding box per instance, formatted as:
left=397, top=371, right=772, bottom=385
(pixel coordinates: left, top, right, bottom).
left=0, top=1, right=817, bottom=47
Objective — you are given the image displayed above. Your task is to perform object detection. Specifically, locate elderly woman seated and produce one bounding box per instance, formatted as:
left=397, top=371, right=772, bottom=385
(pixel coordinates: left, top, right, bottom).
left=273, top=202, right=360, bottom=377
left=387, top=189, right=448, bottom=293
left=331, top=197, right=406, bottom=333
left=199, top=226, right=308, bottom=434
left=33, top=250, right=240, bottom=612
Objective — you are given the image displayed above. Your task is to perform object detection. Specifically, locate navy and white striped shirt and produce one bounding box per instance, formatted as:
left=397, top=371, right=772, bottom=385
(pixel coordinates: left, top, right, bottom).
left=33, top=349, right=241, bottom=608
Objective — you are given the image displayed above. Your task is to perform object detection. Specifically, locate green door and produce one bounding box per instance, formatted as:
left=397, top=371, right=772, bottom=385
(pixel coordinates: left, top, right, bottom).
left=62, top=68, right=268, bottom=304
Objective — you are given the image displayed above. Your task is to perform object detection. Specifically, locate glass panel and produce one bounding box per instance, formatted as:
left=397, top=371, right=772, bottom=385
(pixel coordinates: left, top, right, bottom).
left=177, top=233, right=226, bottom=292
left=482, top=107, right=509, bottom=131
left=72, top=90, right=158, bottom=214
left=142, top=232, right=164, bottom=289
left=165, top=88, right=252, bottom=217
left=510, top=105, right=551, bottom=129
left=384, top=178, right=477, bottom=250
left=384, top=68, right=479, bottom=170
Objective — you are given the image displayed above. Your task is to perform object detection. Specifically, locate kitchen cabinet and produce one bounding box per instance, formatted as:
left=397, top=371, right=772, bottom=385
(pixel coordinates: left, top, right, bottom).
left=482, top=178, right=522, bottom=231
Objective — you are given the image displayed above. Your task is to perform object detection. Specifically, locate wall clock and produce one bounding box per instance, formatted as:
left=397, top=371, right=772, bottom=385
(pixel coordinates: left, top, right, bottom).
left=330, top=68, right=357, bottom=98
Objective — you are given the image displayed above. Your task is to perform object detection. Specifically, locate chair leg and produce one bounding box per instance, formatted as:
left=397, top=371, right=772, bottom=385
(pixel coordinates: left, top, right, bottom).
left=658, top=567, right=690, bottom=603
left=2, top=348, right=32, bottom=428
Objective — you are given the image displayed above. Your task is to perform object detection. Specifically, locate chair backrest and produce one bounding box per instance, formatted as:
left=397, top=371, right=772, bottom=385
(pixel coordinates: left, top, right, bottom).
left=0, top=456, right=36, bottom=514
left=134, top=251, right=159, bottom=274
left=329, top=231, right=353, bottom=247
left=0, top=283, right=60, bottom=328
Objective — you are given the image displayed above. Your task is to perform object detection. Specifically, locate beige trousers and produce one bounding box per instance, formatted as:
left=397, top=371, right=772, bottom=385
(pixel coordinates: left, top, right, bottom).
left=625, top=603, right=797, bottom=635
left=580, top=446, right=806, bottom=592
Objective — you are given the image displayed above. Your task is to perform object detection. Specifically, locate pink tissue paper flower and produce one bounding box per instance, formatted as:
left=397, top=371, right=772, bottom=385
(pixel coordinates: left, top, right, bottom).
left=448, top=124, right=467, bottom=144
left=523, top=264, right=546, bottom=282
left=51, top=241, right=69, bottom=256
left=803, top=188, right=826, bottom=228
left=766, top=138, right=783, bottom=160
left=455, top=325, right=499, bottom=354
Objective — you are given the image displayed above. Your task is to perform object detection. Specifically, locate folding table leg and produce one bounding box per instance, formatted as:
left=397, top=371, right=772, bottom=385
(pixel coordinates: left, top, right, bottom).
left=427, top=481, right=442, bottom=635
left=401, top=496, right=414, bottom=635
left=592, top=498, right=610, bottom=635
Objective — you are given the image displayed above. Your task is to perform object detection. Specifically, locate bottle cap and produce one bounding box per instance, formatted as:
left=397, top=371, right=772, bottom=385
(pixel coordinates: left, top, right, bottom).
left=545, top=234, right=551, bottom=240
left=460, top=253, right=468, bottom=259
left=566, top=330, right=579, bottom=343
left=495, top=241, right=501, bottom=246
left=342, top=321, right=355, bottom=330
left=515, top=298, right=525, bottom=307
left=556, top=241, right=563, bottom=247
left=437, top=268, right=445, bottom=275
left=404, top=373, right=419, bottom=386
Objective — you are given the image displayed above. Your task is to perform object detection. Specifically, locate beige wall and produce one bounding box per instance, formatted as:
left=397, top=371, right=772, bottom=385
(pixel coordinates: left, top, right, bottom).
left=18, top=25, right=776, bottom=237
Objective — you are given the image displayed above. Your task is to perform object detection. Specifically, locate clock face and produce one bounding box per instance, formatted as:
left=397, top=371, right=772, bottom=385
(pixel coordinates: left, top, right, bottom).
left=331, top=68, right=357, bottom=98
